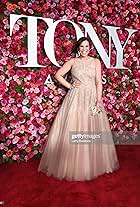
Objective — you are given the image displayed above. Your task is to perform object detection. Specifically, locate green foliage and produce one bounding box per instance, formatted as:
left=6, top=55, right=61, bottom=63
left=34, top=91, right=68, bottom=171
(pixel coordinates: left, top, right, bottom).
left=15, top=85, right=24, bottom=94
left=0, top=13, right=4, bottom=20
left=0, top=115, right=4, bottom=120
left=34, top=153, right=42, bottom=159
left=23, top=113, right=30, bottom=118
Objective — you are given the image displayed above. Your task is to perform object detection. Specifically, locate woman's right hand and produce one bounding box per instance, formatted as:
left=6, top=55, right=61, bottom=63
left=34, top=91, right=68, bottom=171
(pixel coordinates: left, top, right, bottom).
left=71, top=80, right=81, bottom=88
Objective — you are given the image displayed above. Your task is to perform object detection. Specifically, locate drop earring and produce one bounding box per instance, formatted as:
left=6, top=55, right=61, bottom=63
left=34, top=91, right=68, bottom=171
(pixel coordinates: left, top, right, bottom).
left=78, top=51, right=80, bottom=56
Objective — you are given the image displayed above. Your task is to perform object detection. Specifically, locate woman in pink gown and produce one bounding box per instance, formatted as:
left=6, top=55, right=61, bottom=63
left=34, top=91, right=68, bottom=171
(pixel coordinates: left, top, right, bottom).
left=38, top=37, right=120, bottom=181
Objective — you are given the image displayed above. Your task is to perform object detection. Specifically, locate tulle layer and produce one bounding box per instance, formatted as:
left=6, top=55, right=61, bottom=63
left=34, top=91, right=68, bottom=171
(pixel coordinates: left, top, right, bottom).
left=38, top=87, right=120, bottom=181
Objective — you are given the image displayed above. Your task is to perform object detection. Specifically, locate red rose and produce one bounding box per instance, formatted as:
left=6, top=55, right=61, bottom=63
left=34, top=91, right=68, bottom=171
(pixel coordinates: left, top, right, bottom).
left=0, top=82, right=6, bottom=95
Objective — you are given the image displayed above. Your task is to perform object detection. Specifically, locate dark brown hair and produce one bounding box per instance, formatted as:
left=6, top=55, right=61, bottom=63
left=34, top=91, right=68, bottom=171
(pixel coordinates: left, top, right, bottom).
left=72, top=37, right=92, bottom=55
left=72, top=37, right=100, bottom=59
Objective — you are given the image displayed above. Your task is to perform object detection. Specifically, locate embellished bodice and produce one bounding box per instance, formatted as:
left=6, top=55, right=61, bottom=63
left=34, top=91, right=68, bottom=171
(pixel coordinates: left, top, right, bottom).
left=70, top=57, right=103, bottom=115
left=71, top=57, right=96, bottom=89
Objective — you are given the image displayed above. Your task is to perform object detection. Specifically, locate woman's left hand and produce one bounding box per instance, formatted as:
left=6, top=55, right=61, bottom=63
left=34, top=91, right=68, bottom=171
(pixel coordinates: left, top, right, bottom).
left=96, top=100, right=102, bottom=107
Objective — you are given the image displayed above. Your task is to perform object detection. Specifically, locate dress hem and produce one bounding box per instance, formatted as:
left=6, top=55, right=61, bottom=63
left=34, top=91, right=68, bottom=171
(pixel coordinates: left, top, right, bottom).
left=38, top=164, right=120, bottom=182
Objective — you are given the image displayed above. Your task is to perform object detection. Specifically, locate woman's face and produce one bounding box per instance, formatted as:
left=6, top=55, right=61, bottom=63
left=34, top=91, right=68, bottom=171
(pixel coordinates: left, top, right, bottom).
left=78, top=40, right=90, bottom=57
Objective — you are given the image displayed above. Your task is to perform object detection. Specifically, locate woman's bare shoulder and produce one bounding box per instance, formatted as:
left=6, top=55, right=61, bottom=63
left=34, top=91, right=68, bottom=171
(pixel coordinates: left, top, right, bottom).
left=93, top=57, right=101, bottom=64
left=66, top=57, right=76, bottom=66
left=91, top=56, right=100, bottom=60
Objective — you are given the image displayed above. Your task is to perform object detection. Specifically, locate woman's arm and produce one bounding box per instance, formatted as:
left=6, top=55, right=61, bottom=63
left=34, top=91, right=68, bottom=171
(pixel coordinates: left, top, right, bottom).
left=95, top=58, right=103, bottom=103
left=54, top=58, right=74, bottom=89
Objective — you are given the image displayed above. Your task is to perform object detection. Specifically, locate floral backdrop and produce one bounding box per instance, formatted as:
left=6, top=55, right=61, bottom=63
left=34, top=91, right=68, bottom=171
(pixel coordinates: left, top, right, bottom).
left=0, top=0, right=140, bottom=164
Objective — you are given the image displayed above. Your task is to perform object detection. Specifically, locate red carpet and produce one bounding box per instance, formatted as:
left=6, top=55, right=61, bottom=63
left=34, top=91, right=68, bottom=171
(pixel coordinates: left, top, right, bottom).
left=0, top=145, right=140, bottom=207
